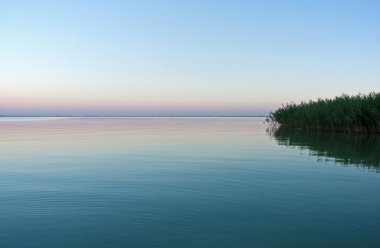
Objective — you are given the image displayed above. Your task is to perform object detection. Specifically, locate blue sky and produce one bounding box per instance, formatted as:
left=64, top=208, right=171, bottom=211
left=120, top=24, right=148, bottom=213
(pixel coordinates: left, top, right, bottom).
left=0, top=0, right=379, bottom=116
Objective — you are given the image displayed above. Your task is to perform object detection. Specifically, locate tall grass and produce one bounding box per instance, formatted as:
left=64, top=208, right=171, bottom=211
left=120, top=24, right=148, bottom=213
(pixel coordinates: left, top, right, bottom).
left=269, top=92, right=380, bottom=133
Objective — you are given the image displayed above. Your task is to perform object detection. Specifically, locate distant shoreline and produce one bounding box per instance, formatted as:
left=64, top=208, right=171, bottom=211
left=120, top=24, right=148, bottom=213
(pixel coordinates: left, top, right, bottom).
left=0, top=116, right=267, bottom=118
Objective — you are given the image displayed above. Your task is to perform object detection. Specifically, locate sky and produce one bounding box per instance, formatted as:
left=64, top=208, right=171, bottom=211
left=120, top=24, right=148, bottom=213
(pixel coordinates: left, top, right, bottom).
left=0, top=0, right=379, bottom=116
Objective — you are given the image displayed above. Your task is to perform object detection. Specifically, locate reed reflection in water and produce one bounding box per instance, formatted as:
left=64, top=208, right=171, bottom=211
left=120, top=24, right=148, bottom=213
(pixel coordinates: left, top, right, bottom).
left=269, top=126, right=380, bottom=171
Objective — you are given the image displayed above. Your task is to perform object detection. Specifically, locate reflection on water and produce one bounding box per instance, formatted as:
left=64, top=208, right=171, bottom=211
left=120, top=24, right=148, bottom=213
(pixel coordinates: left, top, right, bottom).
left=269, top=126, right=380, bottom=171
left=0, top=118, right=380, bottom=248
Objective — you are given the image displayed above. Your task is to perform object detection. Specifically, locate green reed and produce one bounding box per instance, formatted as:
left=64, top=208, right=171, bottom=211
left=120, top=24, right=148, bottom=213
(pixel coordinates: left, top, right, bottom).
left=269, top=92, right=380, bottom=133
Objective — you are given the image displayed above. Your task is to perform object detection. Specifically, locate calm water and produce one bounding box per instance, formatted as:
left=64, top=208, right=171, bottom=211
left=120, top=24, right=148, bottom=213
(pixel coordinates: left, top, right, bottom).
left=0, top=117, right=379, bottom=248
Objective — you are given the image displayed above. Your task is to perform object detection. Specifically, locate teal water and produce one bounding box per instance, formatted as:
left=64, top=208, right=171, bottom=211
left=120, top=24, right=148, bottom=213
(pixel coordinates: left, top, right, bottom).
left=0, top=117, right=379, bottom=248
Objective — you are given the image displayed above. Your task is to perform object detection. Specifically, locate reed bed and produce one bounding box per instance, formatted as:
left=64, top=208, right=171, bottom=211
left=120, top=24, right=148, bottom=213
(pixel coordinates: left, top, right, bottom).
left=269, top=92, right=380, bottom=133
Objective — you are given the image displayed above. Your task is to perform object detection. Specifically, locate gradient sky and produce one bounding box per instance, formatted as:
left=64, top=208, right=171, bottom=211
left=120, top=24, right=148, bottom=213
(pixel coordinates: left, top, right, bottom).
left=1, top=0, right=379, bottom=116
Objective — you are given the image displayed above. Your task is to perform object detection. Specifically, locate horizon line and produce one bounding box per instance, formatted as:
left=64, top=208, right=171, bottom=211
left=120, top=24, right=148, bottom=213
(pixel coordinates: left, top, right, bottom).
left=0, top=115, right=268, bottom=118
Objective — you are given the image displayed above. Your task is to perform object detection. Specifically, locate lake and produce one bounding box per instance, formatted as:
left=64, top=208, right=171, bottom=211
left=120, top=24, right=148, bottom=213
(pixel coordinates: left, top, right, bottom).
left=0, top=117, right=379, bottom=248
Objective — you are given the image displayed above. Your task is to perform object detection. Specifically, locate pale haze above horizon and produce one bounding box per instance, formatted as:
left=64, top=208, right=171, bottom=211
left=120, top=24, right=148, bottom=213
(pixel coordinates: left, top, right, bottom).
left=1, top=0, right=379, bottom=116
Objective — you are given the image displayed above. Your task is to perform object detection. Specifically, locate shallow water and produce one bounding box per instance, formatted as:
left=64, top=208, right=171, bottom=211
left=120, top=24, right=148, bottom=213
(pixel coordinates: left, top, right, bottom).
left=0, top=117, right=379, bottom=248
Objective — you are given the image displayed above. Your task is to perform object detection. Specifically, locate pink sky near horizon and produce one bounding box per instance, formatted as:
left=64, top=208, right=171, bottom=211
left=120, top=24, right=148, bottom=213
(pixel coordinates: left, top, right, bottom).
left=0, top=85, right=278, bottom=116
left=0, top=97, right=274, bottom=116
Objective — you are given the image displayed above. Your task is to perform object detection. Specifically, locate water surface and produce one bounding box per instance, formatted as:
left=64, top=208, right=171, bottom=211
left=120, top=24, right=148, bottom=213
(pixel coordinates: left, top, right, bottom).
left=0, top=117, right=379, bottom=248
